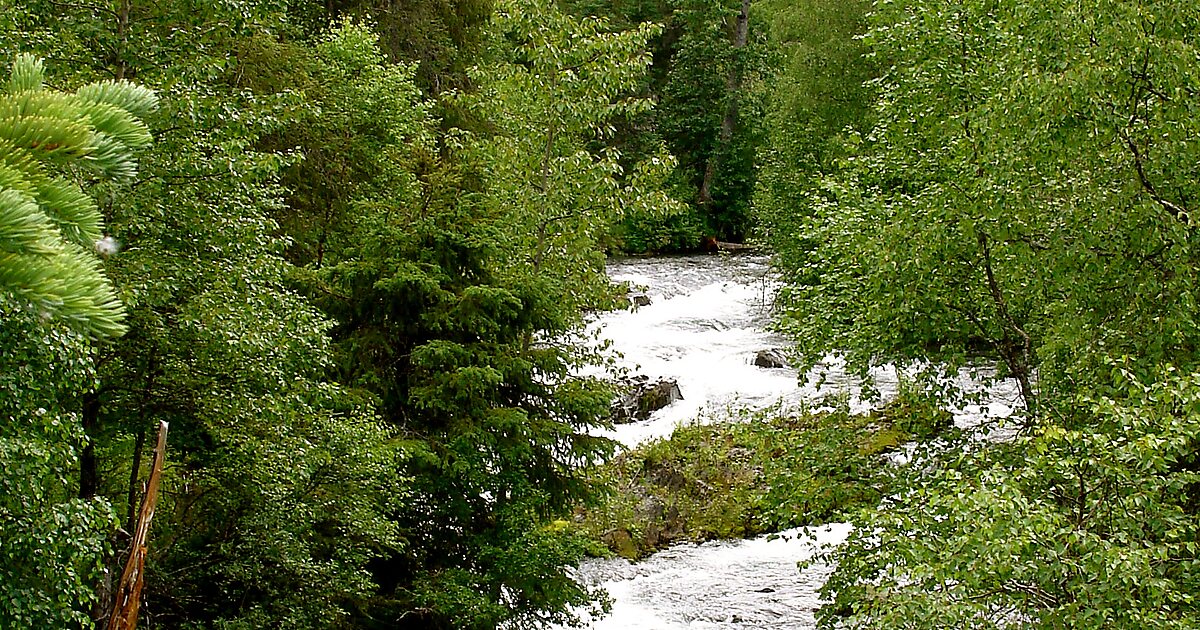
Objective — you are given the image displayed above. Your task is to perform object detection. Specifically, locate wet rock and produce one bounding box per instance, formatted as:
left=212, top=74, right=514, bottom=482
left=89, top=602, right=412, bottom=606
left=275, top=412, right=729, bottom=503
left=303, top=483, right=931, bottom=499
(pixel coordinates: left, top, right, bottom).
left=636, top=494, right=667, bottom=549
left=628, top=291, right=652, bottom=308
left=606, top=282, right=650, bottom=311
left=633, top=491, right=687, bottom=550
left=645, top=464, right=687, bottom=491
left=753, top=349, right=788, bottom=369
left=601, top=528, right=639, bottom=559
left=610, top=376, right=683, bottom=423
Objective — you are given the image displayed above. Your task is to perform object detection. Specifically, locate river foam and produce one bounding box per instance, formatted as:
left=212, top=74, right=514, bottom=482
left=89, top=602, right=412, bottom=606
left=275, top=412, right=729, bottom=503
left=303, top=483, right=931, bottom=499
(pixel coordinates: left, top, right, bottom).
left=563, top=254, right=1020, bottom=628
left=569, top=523, right=852, bottom=629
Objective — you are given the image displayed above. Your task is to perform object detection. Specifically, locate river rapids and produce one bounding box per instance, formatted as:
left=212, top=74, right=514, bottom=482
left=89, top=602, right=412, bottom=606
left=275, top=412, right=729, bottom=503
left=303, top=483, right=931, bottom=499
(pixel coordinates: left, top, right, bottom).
left=559, top=254, right=1022, bottom=629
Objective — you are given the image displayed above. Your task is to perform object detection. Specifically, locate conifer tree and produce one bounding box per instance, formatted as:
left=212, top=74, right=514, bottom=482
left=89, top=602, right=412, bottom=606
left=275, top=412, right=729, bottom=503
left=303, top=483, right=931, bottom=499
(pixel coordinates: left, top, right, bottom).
left=0, top=53, right=154, bottom=628
left=0, top=54, right=156, bottom=338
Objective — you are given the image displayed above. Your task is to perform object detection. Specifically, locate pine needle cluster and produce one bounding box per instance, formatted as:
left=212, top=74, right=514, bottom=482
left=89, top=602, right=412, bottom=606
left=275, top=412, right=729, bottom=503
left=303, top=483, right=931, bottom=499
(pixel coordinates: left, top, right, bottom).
left=0, top=54, right=156, bottom=337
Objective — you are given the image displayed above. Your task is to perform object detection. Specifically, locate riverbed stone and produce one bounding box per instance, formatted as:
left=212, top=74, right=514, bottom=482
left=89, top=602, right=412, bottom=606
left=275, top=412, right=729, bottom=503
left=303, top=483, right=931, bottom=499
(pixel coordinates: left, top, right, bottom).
left=600, top=528, right=639, bottom=559
left=631, top=491, right=688, bottom=550
left=610, top=376, right=684, bottom=423
left=753, top=349, right=788, bottom=368
left=628, top=291, right=652, bottom=308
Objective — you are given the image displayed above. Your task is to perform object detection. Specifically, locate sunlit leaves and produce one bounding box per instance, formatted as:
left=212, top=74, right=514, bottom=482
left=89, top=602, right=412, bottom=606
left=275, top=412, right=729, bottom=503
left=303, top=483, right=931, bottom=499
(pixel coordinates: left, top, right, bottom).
left=458, top=0, right=680, bottom=313
left=774, top=1, right=1200, bottom=627
left=753, top=0, right=875, bottom=265
left=771, top=0, right=1200, bottom=406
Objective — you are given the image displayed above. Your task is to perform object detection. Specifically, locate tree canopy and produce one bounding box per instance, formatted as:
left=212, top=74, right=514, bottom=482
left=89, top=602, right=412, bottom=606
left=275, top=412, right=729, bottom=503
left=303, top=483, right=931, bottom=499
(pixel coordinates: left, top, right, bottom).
left=3, top=0, right=1200, bottom=627
left=756, top=0, right=1200, bottom=626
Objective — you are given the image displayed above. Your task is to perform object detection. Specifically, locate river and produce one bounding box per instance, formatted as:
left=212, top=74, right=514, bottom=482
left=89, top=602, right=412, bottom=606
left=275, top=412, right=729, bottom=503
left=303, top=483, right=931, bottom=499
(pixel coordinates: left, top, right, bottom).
left=559, top=254, right=1023, bottom=629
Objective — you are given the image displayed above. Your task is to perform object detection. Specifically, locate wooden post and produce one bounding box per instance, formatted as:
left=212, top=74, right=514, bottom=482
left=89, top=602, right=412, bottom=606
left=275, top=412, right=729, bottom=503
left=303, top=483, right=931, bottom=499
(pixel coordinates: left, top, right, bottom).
left=106, top=420, right=168, bottom=630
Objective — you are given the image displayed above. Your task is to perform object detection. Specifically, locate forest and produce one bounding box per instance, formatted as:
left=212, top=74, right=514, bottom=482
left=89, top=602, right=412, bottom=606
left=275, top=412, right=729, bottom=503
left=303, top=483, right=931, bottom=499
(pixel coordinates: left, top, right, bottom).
left=0, top=0, right=1197, bottom=628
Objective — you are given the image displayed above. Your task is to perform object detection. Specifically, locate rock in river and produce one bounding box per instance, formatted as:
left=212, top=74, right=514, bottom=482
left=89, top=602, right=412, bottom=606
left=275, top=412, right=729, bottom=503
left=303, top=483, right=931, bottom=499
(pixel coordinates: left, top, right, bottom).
left=628, top=291, right=652, bottom=308
left=610, top=376, right=684, bottom=423
left=753, top=349, right=788, bottom=369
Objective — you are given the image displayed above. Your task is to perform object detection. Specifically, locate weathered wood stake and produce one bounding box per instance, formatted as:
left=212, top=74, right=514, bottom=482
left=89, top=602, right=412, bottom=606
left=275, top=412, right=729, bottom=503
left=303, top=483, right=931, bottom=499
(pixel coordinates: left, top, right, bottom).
left=106, top=420, right=168, bottom=630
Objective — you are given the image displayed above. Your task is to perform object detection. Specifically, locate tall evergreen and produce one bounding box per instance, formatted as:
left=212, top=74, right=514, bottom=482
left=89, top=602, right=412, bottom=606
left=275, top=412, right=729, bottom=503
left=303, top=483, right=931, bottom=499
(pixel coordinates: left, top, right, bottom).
left=276, top=9, right=673, bottom=625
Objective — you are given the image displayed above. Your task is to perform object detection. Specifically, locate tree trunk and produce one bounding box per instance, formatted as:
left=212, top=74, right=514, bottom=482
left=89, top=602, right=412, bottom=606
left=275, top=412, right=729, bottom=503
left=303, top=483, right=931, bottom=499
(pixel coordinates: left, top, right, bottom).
left=125, top=428, right=147, bottom=527
left=80, top=392, right=101, bottom=499
left=107, top=421, right=169, bottom=630
left=978, top=232, right=1037, bottom=418
left=697, top=0, right=752, bottom=211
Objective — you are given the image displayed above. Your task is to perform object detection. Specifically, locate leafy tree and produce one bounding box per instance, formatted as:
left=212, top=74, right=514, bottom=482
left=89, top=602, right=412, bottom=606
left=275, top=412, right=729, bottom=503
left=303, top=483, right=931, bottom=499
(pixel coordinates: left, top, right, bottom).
left=0, top=301, right=113, bottom=629
left=7, top=4, right=407, bottom=626
left=752, top=0, right=875, bottom=269
left=459, top=0, right=679, bottom=307
left=0, top=53, right=153, bottom=628
left=656, top=0, right=767, bottom=241
left=820, top=368, right=1200, bottom=629
left=771, top=0, right=1200, bottom=415
left=758, top=0, right=1200, bottom=627
left=560, top=0, right=768, bottom=248
left=309, top=0, right=493, bottom=95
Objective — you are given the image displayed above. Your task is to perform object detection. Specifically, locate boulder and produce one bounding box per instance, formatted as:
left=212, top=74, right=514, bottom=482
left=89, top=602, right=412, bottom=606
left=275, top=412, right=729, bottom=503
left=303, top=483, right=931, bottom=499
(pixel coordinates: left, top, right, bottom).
left=628, top=291, right=652, bottom=308
left=635, top=494, right=665, bottom=523
left=610, top=376, right=683, bottom=423
left=606, top=282, right=651, bottom=311
left=600, top=528, right=639, bottom=559
left=631, top=490, right=685, bottom=550
left=753, top=349, right=788, bottom=369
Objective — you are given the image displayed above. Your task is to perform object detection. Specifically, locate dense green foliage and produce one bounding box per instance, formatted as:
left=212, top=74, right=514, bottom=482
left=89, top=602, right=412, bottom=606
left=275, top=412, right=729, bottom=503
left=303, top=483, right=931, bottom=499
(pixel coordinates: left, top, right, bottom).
left=0, top=53, right=151, bottom=628
left=770, top=0, right=1200, bottom=410
left=3, top=0, right=700, bottom=622
left=753, top=0, right=875, bottom=269
left=579, top=401, right=946, bottom=559
left=5, top=0, right=1200, bottom=625
left=757, top=0, right=1200, bottom=627
left=561, top=0, right=770, bottom=249
left=2, top=0, right=669, bottom=625
left=0, top=301, right=112, bottom=629
left=5, top=3, right=411, bottom=625
left=820, top=370, right=1200, bottom=629
left=282, top=12, right=665, bottom=625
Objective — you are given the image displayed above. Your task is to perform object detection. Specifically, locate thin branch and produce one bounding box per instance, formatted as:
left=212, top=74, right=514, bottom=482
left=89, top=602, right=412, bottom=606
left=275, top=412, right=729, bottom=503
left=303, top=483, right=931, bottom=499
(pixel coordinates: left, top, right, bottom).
left=978, top=231, right=1037, bottom=415
left=130, top=171, right=229, bottom=190
left=1120, top=129, right=1191, bottom=226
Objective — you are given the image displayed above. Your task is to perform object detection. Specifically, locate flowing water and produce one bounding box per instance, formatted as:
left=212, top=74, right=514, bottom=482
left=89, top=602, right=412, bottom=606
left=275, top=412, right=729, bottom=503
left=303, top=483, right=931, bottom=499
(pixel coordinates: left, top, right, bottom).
left=568, top=523, right=852, bottom=629
left=563, top=254, right=1022, bottom=629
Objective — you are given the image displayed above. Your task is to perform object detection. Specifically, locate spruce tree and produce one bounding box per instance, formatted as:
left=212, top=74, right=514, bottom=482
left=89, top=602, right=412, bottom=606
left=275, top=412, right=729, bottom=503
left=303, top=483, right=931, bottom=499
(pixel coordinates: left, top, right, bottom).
left=0, top=53, right=154, bottom=628
left=0, top=54, right=156, bottom=338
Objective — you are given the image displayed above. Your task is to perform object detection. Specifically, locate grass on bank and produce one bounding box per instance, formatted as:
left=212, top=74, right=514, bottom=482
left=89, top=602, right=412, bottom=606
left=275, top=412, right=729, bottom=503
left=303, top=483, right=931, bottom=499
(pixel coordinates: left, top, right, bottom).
left=575, top=395, right=954, bottom=559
